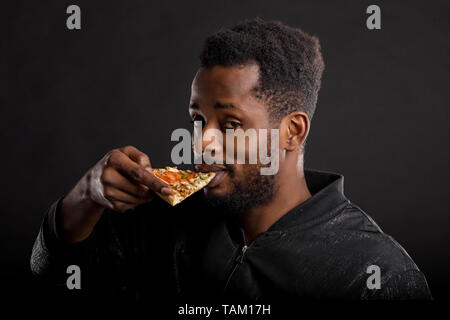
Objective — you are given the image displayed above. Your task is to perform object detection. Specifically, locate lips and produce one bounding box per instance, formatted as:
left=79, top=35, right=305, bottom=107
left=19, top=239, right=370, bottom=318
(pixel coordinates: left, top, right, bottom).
left=195, top=164, right=228, bottom=188
left=195, top=164, right=227, bottom=173
left=206, top=171, right=227, bottom=188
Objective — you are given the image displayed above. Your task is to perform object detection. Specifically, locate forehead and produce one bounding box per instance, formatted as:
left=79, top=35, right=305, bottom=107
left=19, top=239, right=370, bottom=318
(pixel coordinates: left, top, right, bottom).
left=191, top=64, right=260, bottom=101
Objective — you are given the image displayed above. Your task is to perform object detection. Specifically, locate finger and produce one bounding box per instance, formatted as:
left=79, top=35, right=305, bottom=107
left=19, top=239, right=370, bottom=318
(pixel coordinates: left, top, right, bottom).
left=108, top=151, right=172, bottom=194
left=120, top=145, right=151, bottom=168
left=101, top=167, right=153, bottom=199
left=110, top=200, right=135, bottom=213
left=104, top=185, right=150, bottom=205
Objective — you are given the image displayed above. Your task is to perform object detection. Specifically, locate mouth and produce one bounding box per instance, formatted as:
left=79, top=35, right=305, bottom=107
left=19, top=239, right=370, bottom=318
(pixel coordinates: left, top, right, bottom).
left=195, top=164, right=227, bottom=172
left=206, top=171, right=228, bottom=188
left=195, top=164, right=228, bottom=188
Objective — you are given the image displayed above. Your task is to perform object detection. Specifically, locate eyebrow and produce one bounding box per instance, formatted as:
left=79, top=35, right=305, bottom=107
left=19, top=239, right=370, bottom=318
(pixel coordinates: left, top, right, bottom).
left=189, top=102, right=236, bottom=110
left=214, top=102, right=235, bottom=109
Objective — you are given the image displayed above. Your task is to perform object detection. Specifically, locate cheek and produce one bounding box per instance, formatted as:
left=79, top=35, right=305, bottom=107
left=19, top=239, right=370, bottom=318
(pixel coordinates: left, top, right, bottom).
left=223, top=131, right=265, bottom=165
left=229, top=164, right=259, bottom=184
left=204, top=171, right=234, bottom=196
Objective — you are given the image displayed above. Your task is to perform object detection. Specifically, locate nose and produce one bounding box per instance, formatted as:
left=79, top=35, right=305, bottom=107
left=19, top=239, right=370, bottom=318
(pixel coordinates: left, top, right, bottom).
left=191, top=120, right=224, bottom=163
left=202, top=128, right=223, bottom=155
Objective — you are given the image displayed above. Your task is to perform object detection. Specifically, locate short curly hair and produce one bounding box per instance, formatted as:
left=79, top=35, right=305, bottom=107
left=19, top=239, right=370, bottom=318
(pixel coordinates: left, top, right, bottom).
left=199, top=18, right=325, bottom=126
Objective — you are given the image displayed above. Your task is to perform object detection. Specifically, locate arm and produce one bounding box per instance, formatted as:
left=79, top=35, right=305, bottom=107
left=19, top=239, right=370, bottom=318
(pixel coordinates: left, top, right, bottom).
left=30, top=145, right=172, bottom=280
left=376, top=269, right=433, bottom=300
left=360, top=268, right=433, bottom=300
left=59, top=145, right=172, bottom=243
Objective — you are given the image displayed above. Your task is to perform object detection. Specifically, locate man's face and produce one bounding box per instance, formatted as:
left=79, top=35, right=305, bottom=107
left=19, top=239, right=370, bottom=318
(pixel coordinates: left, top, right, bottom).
left=189, top=63, right=278, bottom=214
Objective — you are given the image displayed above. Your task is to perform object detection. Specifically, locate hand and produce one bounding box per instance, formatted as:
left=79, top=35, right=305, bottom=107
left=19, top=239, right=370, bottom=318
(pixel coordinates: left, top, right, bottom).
left=59, top=146, right=172, bottom=242
left=83, top=145, right=172, bottom=213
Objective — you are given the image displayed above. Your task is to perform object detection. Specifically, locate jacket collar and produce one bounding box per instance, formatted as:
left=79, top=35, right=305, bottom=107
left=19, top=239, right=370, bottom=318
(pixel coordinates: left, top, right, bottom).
left=224, top=168, right=349, bottom=244
left=267, top=168, right=348, bottom=232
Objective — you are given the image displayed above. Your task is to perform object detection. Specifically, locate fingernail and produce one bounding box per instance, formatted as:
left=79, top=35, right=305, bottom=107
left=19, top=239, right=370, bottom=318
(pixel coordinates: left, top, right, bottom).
left=144, top=166, right=152, bottom=173
left=161, top=187, right=172, bottom=195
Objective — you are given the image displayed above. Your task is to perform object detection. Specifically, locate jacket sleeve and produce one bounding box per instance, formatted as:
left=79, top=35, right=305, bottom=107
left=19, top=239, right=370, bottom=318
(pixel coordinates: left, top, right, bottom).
left=30, top=196, right=181, bottom=300
left=376, top=269, right=433, bottom=300
left=30, top=198, right=110, bottom=293
left=360, top=267, right=433, bottom=300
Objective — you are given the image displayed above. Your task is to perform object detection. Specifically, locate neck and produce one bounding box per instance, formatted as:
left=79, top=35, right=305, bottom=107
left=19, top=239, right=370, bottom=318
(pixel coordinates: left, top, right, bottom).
left=240, top=154, right=311, bottom=245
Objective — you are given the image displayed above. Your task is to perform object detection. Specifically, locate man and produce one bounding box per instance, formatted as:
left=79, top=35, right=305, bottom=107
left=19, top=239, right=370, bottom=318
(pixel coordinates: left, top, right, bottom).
left=31, top=18, right=432, bottom=301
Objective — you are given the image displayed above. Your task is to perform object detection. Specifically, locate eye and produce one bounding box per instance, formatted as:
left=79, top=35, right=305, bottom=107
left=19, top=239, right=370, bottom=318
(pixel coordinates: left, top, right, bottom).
left=223, top=120, right=242, bottom=130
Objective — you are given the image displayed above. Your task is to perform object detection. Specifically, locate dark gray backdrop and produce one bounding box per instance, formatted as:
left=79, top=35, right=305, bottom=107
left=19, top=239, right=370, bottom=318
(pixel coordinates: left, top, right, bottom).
left=1, top=0, right=449, bottom=300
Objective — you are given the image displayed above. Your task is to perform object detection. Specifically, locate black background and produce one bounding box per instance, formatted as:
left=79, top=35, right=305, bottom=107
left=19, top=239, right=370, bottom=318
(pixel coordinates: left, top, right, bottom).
left=1, top=0, right=449, bottom=302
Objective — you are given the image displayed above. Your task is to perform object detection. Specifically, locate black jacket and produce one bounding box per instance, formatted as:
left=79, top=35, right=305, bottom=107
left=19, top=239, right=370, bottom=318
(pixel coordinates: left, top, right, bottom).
left=30, top=169, right=432, bottom=301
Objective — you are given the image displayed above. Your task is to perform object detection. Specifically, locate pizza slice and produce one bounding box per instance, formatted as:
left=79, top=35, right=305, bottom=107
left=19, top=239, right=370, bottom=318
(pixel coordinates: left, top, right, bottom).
left=152, top=166, right=215, bottom=206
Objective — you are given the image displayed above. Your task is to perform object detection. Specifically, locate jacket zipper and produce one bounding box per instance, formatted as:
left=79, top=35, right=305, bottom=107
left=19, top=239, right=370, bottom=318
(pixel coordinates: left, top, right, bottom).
left=223, top=245, right=248, bottom=293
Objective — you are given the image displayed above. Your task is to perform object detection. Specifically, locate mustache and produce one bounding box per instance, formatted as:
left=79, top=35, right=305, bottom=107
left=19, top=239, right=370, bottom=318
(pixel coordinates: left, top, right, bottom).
left=195, top=163, right=264, bottom=176
left=195, top=163, right=233, bottom=172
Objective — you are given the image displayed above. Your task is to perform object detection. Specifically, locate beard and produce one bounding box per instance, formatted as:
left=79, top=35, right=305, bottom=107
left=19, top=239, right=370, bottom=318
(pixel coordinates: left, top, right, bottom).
left=203, top=163, right=279, bottom=218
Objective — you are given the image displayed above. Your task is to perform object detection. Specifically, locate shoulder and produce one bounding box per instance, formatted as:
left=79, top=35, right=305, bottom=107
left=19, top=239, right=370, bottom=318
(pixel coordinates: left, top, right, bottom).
left=313, top=201, right=419, bottom=272
left=281, top=200, right=432, bottom=299
left=316, top=201, right=432, bottom=299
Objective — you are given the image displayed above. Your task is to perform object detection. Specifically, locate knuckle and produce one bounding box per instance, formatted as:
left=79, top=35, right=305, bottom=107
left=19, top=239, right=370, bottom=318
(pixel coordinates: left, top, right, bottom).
left=138, top=154, right=147, bottom=163
left=100, top=168, right=111, bottom=183
left=106, top=151, right=119, bottom=167
left=122, top=145, right=134, bottom=153
left=131, top=168, right=143, bottom=181
left=103, top=186, right=113, bottom=198
left=107, top=149, right=120, bottom=157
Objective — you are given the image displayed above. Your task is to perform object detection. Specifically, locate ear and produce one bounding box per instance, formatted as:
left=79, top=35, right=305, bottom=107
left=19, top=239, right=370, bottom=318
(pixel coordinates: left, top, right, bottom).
left=280, top=111, right=310, bottom=152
